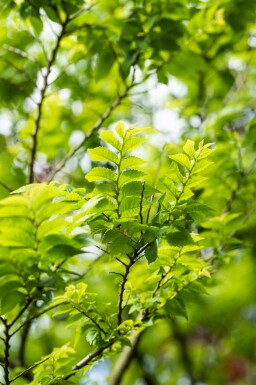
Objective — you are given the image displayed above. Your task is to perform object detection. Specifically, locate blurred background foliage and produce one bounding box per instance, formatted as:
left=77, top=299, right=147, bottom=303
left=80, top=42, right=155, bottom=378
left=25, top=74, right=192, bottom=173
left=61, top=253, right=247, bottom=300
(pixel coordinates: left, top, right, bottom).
left=0, top=0, right=255, bottom=384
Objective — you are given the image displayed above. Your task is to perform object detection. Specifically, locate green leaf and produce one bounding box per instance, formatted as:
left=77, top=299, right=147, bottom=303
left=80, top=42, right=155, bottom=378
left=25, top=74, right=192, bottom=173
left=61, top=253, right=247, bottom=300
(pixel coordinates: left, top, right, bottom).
left=169, top=154, right=191, bottom=170
left=165, top=298, right=188, bottom=319
left=193, top=160, right=213, bottom=173
left=115, top=121, right=126, bottom=138
left=88, top=146, right=119, bottom=164
left=85, top=167, right=117, bottom=182
left=100, top=131, right=122, bottom=151
left=122, top=138, right=146, bottom=153
left=183, top=140, right=196, bottom=158
left=166, top=229, right=195, bottom=247
left=0, top=228, right=36, bottom=248
left=120, top=156, right=145, bottom=171
left=119, top=170, right=145, bottom=187
left=119, top=196, right=141, bottom=216
left=145, top=240, right=158, bottom=264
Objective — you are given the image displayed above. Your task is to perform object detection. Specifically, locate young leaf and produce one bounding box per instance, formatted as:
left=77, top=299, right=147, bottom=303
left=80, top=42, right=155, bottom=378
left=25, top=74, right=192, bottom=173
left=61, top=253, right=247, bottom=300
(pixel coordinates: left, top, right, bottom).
left=88, top=146, right=119, bottom=164
left=100, top=130, right=122, bottom=151
left=86, top=167, right=117, bottom=182
left=122, top=137, right=146, bottom=153
left=120, top=156, right=145, bottom=171
left=183, top=140, right=196, bottom=158
left=169, top=154, right=191, bottom=170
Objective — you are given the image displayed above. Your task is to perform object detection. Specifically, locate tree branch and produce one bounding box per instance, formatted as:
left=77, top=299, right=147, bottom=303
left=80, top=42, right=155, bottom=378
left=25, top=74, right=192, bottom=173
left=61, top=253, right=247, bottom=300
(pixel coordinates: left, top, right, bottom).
left=10, top=303, right=65, bottom=337
left=9, top=358, right=49, bottom=384
left=117, top=257, right=135, bottom=326
left=109, top=330, right=143, bottom=385
left=48, top=86, right=134, bottom=181
left=1, top=318, right=11, bottom=385
left=28, top=15, right=70, bottom=183
left=64, top=339, right=116, bottom=380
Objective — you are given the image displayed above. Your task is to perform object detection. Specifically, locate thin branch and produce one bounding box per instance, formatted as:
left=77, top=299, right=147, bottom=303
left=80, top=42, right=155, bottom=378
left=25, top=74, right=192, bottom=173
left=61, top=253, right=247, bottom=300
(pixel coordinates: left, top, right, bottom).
left=110, top=272, right=124, bottom=278
left=115, top=257, right=127, bottom=267
left=10, top=303, right=64, bottom=337
left=139, top=182, right=145, bottom=225
left=64, top=339, right=116, bottom=379
left=69, top=2, right=97, bottom=21
left=9, top=298, right=33, bottom=328
left=117, top=258, right=134, bottom=326
left=1, top=318, right=11, bottom=385
left=28, top=15, right=70, bottom=183
left=0, top=182, right=12, bottom=192
left=74, top=307, right=107, bottom=336
left=49, top=57, right=170, bottom=180
left=9, top=357, right=49, bottom=383
left=48, top=86, right=134, bottom=180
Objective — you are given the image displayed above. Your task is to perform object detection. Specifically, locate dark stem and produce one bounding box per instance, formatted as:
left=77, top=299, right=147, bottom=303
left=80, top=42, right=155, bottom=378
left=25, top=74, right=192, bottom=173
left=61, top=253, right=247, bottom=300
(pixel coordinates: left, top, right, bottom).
left=9, top=298, right=33, bottom=328
left=2, top=318, right=11, bottom=385
left=74, top=307, right=107, bottom=336
left=117, top=257, right=134, bottom=326
left=139, top=182, right=145, bottom=225
left=28, top=15, right=70, bottom=183
left=9, top=358, right=49, bottom=384
left=64, top=339, right=116, bottom=380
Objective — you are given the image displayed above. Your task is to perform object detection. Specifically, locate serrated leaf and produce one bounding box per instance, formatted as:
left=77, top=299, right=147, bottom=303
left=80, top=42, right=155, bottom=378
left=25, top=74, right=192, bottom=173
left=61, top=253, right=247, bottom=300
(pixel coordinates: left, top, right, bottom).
left=119, top=196, right=141, bottom=216
left=122, top=137, right=146, bottom=153
left=119, top=169, right=145, bottom=187
left=166, top=230, right=195, bottom=247
left=0, top=228, right=36, bottom=248
left=165, top=298, right=188, bottom=319
left=100, top=131, right=122, bottom=151
left=88, top=146, right=119, bottom=164
left=85, top=167, right=117, bottom=182
left=86, top=329, right=99, bottom=345
left=120, top=181, right=143, bottom=197
left=120, top=156, right=145, bottom=171
left=110, top=236, right=133, bottom=255
left=169, top=154, right=191, bottom=170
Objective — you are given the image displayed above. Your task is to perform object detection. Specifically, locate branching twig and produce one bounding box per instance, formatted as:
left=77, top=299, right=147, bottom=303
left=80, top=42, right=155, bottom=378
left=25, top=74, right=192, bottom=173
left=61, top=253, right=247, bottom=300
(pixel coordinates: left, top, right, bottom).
left=9, top=357, right=49, bottom=384
left=117, top=257, right=134, bottom=326
left=1, top=318, right=11, bottom=385
left=64, top=339, right=116, bottom=380
left=48, top=59, right=169, bottom=181
left=10, top=303, right=65, bottom=337
left=48, top=86, right=134, bottom=180
left=28, top=15, right=70, bottom=183
left=74, top=307, right=107, bottom=336
left=9, top=298, right=33, bottom=328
